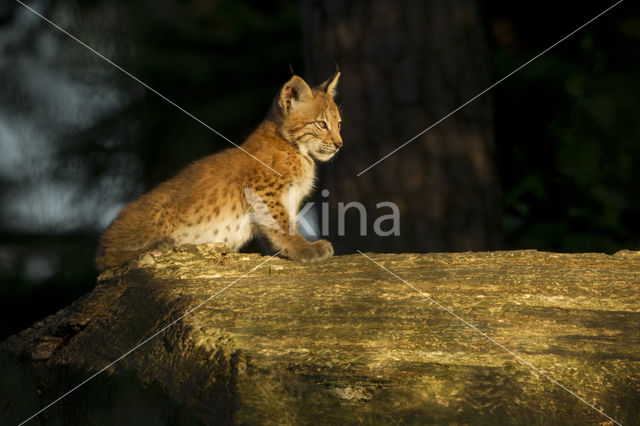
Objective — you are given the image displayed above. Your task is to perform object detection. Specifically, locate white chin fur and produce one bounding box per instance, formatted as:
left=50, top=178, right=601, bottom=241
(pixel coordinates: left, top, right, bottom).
left=311, top=151, right=336, bottom=162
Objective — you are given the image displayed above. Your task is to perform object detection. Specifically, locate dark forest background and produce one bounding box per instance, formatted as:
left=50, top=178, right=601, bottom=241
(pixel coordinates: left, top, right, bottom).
left=1, top=0, right=639, bottom=339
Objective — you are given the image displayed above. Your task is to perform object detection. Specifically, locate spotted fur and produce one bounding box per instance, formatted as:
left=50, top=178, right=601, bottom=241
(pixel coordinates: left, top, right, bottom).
left=96, top=73, right=342, bottom=270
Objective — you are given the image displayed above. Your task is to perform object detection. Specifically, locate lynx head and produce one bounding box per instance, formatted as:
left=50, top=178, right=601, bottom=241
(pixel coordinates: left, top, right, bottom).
left=273, top=72, right=342, bottom=162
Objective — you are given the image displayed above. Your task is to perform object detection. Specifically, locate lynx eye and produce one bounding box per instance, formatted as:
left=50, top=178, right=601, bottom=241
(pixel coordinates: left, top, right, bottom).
left=316, top=121, right=328, bottom=130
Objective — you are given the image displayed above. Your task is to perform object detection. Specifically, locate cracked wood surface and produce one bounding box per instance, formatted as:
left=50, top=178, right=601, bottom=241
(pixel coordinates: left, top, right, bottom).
left=2, top=245, right=639, bottom=425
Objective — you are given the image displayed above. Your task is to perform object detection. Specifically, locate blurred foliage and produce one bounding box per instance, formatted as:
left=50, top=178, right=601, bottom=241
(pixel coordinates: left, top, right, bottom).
left=1, top=0, right=301, bottom=339
left=488, top=1, right=640, bottom=253
left=64, top=0, right=302, bottom=190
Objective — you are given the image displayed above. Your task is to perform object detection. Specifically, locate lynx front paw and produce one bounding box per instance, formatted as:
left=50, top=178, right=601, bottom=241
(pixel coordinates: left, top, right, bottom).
left=284, top=239, right=334, bottom=264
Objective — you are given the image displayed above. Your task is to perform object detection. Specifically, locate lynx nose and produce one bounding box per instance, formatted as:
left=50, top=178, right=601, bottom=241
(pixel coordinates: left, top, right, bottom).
left=333, top=140, right=343, bottom=150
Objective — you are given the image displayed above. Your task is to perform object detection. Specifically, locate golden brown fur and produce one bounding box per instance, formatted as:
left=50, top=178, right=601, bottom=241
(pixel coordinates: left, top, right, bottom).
left=96, top=73, right=342, bottom=270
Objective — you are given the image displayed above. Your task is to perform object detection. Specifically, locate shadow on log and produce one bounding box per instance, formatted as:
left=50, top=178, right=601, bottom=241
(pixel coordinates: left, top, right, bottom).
left=2, top=244, right=639, bottom=425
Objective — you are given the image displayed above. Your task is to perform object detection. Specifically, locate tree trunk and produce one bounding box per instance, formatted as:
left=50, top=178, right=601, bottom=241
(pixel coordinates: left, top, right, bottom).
left=302, top=0, right=502, bottom=253
left=2, top=244, right=639, bottom=424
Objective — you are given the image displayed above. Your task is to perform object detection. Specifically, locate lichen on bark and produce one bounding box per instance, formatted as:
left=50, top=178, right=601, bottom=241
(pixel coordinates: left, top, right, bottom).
left=2, top=246, right=639, bottom=425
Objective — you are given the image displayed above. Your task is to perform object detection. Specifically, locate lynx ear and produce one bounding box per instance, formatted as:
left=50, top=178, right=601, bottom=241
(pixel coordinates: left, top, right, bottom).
left=318, top=71, right=340, bottom=98
left=279, top=75, right=313, bottom=114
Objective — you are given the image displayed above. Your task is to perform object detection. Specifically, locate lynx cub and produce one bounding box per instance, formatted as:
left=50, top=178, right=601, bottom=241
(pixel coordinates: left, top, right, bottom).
left=96, top=72, right=342, bottom=271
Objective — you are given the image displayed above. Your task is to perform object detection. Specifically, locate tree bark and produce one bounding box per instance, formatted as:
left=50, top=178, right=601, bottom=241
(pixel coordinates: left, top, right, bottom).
left=2, top=245, right=639, bottom=425
left=302, top=0, right=502, bottom=253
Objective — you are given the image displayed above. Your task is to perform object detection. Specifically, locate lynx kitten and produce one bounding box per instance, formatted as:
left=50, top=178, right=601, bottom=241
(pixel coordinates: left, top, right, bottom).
left=96, top=72, right=342, bottom=270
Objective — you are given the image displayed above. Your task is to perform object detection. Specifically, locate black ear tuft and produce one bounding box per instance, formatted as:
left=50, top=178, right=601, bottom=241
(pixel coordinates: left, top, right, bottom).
left=319, top=71, right=340, bottom=98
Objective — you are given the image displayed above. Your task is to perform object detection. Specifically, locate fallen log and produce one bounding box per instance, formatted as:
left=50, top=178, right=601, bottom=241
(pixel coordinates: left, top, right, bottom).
left=2, top=245, right=639, bottom=425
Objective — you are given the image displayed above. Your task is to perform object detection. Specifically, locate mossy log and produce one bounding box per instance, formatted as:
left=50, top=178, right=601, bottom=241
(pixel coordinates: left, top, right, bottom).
left=2, top=245, right=639, bottom=425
